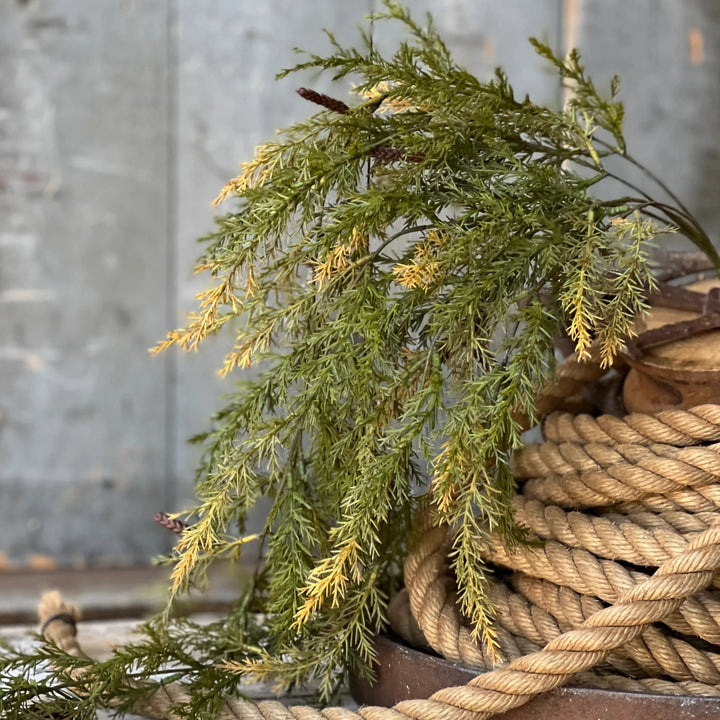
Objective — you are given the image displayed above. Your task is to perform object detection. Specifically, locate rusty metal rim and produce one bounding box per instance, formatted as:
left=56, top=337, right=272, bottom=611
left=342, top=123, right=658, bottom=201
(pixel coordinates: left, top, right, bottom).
left=622, top=353, right=720, bottom=381
left=350, top=635, right=720, bottom=719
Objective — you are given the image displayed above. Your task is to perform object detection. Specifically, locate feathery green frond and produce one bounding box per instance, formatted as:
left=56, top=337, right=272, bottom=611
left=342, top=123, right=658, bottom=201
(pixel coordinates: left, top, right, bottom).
left=1, top=3, right=712, bottom=718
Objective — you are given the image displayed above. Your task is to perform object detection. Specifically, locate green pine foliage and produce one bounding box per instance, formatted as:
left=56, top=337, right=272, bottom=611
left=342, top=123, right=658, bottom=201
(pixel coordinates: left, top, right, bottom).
left=0, top=612, right=269, bottom=719
left=1, top=3, right=716, bottom=717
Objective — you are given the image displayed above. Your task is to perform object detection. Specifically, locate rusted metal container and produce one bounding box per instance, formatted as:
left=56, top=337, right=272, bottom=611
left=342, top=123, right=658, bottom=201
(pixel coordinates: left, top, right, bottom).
left=350, top=635, right=720, bottom=719
left=622, top=278, right=720, bottom=414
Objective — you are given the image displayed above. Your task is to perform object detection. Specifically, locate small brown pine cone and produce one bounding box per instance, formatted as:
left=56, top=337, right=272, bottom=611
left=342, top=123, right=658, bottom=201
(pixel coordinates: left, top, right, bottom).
left=154, top=511, right=188, bottom=536
left=297, top=87, right=349, bottom=114
left=371, top=146, right=424, bottom=163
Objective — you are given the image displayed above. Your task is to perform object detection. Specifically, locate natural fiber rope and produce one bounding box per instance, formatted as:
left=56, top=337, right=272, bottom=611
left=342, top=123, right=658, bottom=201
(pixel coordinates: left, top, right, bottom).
left=512, top=496, right=701, bottom=565
left=513, top=439, right=720, bottom=479
left=39, top=519, right=720, bottom=720
left=615, top=484, right=720, bottom=514
left=515, top=446, right=720, bottom=509
left=542, top=406, right=720, bottom=447
left=484, top=536, right=720, bottom=643
left=513, top=575, right=720, bottom=684
left=34, top=344, right=720, bottom=718
left=399, top=401, right=720, bottom=700
left=401, top=510, right=720, bottom=698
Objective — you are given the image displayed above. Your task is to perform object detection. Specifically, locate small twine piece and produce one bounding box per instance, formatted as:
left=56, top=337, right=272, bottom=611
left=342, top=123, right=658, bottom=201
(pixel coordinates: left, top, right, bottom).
left=38, top=591, right=85, bottom=658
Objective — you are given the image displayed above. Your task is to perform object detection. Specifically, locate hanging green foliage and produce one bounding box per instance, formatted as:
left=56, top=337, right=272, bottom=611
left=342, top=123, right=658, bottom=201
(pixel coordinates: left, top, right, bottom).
left=1, top=3, right=716, bottom=717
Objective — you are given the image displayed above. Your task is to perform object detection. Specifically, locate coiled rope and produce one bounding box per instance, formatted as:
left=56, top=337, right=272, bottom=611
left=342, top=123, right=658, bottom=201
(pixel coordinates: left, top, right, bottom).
left=37, top=349, right=720, bottom=719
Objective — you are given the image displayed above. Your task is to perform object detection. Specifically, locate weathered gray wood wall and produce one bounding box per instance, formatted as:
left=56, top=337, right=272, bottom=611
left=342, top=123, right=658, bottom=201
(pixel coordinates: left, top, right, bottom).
left=1, top=0, right=718, bottom=567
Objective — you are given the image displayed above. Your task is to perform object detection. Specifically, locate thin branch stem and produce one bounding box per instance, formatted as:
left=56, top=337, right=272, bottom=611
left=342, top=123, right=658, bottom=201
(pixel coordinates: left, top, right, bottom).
left=595, top=138, right=693, bottom=216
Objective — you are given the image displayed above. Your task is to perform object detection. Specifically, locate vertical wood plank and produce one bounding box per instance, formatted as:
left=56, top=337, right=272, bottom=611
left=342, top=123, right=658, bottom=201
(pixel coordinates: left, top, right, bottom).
left=0, top=1, right=170, bottom=567
left=571, top=0, right=720, bottom=246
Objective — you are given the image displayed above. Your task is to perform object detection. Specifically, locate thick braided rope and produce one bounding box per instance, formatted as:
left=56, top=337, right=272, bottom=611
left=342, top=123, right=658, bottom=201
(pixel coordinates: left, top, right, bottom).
left=521, top=469, right=720, bottom=510
left=515, top=446, right=720, bottom=509
left=614, top=485, right=720, bottom=514
left=397, top=362, right=720, bottom=703
left=483, top=535, right=720, bottom=644
left=399, top=392, right=720, bottom=698
left=402, top=510, right=720, bottom=687
left=543, top=406, right=720, bottom=447
left=398, top=519, right=720, bottom=720
left=512, top=441, right=720, bottom=484
left=406, top=396, right=717, bottom=694
left=511, top=496, right=719, bottom=568
left=621, top=508, right=718, bottom=534
left=41, top=518, right=720, bottom=720
left=399, top=560, right=720, bottom=698
left=513, top=574, right=720, bottom=685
